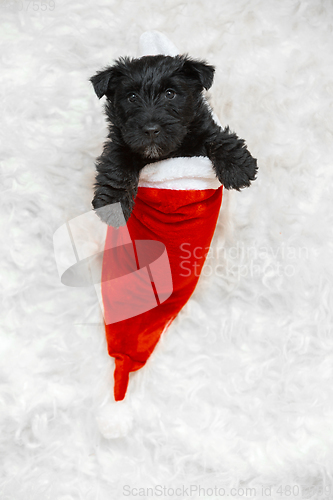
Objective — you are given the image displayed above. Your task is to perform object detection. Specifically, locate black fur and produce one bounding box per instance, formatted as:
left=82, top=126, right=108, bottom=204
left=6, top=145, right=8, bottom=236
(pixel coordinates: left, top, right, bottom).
left=90, top=54, right=257, bottom=225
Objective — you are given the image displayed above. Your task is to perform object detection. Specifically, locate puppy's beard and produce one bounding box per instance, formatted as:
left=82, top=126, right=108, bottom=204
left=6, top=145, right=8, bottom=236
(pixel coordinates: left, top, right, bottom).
left=143, top=144, right=163, bottom=159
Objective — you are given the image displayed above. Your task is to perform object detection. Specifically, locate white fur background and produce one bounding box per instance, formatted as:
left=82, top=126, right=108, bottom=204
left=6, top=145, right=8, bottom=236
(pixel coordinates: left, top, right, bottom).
left=1, top=0, right=333, bottom=499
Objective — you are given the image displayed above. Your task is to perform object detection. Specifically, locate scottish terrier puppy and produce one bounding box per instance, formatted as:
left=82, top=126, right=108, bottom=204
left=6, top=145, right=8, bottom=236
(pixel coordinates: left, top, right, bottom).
left=90, top=55, right=257, bottom=225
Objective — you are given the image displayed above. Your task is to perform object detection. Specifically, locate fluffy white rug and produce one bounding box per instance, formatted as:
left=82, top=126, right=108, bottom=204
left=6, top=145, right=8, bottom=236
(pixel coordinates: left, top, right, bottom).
left=1, top=0, right=333, bottom=498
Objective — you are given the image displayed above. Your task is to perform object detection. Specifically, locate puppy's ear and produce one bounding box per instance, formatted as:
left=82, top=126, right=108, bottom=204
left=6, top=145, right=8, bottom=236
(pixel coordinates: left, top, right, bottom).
left=90, top=58, right=131, bottom=99
left=180, top=56, right=215, bottom=91
left=90, top=67, right=115, bottom=99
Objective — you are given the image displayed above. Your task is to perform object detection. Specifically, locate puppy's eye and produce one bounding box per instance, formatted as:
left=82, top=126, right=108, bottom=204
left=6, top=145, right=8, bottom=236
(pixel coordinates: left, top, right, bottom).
left=128, top=93, right=137, bottom=103
left=165, top=89, right=176, bottom=100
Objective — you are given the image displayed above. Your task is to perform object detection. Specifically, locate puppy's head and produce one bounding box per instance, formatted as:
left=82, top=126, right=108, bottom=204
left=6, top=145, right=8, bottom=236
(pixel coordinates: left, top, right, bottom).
left=90, top=55, right=215, bottom=159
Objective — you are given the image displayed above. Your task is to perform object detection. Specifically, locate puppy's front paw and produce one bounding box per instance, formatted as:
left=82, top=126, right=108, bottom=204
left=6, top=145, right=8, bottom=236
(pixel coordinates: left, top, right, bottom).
left=218, top=154, right=258, bottom=190
left=209, top=127, right=258, bottom=191
left=92, top=193, right=133, bottom=227
left=94, top=204, right=127, bottom=228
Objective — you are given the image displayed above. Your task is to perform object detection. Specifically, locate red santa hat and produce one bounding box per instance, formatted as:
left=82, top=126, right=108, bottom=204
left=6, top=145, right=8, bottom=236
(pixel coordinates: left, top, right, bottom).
left=101, top=158, right=223, bottom=401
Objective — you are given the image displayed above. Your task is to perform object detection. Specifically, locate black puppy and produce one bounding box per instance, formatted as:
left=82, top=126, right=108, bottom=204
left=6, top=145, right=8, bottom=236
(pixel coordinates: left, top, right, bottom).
left=90, top=55, right=257, bottom=225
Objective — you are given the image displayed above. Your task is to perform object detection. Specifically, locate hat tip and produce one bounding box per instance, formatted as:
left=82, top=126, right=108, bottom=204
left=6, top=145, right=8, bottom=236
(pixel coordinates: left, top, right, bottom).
left=138, top=31, right=179, bottom=57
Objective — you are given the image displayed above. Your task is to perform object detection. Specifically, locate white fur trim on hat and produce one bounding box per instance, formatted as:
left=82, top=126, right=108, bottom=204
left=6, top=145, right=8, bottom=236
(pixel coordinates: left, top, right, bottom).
left=139, top=156, right=222, bottom=190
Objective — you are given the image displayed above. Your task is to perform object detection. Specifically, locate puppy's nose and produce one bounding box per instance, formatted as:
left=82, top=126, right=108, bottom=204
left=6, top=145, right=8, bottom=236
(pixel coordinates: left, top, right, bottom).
left=144, top=124, right=161, bottom=138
